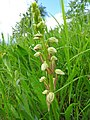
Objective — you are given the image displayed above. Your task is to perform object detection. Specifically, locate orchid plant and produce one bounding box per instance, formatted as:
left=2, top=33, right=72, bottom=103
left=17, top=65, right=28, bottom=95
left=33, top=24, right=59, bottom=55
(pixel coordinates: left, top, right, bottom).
left=31, top=1, right=65, bottom=112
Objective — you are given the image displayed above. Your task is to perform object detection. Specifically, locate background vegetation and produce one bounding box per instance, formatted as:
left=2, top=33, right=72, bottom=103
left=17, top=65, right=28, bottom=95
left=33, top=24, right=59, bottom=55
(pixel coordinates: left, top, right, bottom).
left=0, top=0, right=90, bottom=119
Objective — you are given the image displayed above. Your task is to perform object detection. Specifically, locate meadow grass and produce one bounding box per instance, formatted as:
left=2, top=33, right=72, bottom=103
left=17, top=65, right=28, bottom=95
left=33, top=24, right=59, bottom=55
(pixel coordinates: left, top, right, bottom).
left=0, top=1, right=90, bottom=120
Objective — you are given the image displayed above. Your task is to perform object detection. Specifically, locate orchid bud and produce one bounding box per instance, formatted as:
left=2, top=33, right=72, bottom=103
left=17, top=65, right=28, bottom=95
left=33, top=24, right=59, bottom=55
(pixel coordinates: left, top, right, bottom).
left=33, top=24, right=37, bottom=30
left=38, top=16, right=42, bottom=21
left=31, top=1, right=37, bottom=10
left=35, top=8, right=40, bottom=16
left=37, top=21, right=45, bottom=28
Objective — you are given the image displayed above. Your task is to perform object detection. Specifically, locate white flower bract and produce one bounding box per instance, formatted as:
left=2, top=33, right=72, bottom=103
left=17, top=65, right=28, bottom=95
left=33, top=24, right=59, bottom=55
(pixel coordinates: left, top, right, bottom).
left=37, top=21, right=45, bottom=28
left=48, top=37, right=58, bottom=43
left=48, top=47, right=57, bottom=54
left=34, top=44, right=42, bottom=50
left=34, top=33, right=43, bottom=37
left=51, top=56, right=57, bottom=61
left=33, top=36, right=40, bottom=40
left=41, top=61, right=48, bottom=71
left=46, top=92, right=54, bottom=104
left=34, top=52, right=41, bottom=57
left=42, top=90, right=48, bottom=94
left=55, top=69, right=65, bottom=75
left=39, top=76, right=46, bottom=82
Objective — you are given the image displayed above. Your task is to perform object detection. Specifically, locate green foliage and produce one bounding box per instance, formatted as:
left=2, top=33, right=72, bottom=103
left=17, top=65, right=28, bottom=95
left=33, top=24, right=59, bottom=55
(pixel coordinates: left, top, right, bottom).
left=65, top=103, right=77, bottom=120
left=67, top=0, right=90, bottom=19
left=0, top=0, right=90, bottom=119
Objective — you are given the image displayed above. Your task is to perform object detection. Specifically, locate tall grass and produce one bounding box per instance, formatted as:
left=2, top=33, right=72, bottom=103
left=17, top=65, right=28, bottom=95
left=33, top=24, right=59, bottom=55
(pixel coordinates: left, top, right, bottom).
left=0, top=0, right=90, bottom=120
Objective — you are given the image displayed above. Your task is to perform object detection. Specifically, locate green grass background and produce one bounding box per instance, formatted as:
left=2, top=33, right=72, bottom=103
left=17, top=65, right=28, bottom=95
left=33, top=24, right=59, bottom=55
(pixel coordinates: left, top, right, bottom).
left=0, top=1, right=90, bottom=120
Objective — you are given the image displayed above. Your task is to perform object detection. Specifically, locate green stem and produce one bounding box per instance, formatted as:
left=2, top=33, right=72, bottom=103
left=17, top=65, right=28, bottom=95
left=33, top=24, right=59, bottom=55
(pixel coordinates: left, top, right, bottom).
left=48, top=75, right=59, bottom=119
left=60, top=0, right=71, bottom=75
left=41, top=36, right=48, bottom=62
left=48, top=75, right=54, bottom=91
left=52, top=97, right=59, bottom=120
